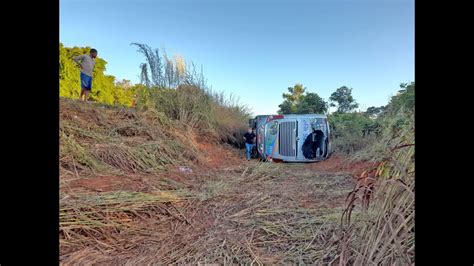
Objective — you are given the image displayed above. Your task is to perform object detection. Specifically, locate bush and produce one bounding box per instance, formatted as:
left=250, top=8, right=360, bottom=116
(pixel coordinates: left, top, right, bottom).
left=328, top=112, right=379, bottom=154
left=351, top=82, right=414, bottom=161
left=329, top=82, right=414, bottom=159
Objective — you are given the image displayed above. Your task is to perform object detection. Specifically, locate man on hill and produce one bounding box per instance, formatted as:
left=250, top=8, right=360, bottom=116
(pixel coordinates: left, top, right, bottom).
left=243, top=128, right=256, bottom=161
left=73, top=48, right=97, bottom=102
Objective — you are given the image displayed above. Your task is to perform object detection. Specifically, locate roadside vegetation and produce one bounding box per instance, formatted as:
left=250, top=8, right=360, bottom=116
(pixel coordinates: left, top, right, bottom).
left=60, top=42, right=414, bottom=264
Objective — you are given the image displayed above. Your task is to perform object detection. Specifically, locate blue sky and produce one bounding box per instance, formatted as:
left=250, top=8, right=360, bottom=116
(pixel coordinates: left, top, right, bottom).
left=60, top=0, right=414, bottom=115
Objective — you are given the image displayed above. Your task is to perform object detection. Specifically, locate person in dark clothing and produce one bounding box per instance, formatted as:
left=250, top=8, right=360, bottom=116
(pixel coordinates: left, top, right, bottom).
left=302, top=129, right=325, bottom=160
left=243, top=128, right=256, bottom=161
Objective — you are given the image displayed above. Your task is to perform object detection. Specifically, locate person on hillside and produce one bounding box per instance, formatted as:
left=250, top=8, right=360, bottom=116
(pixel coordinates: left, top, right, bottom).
left=73, top=48, right=97, bottom=102
left=243, top=128, right=256, bottom=161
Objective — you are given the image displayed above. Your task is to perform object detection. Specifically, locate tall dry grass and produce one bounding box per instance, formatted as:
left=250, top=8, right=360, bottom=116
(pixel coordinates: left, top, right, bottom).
left=334, top=110, right=415, bottom=265
left=135, top=84, right=251, bottom=146
left=132, top=42, right=252, bottom=146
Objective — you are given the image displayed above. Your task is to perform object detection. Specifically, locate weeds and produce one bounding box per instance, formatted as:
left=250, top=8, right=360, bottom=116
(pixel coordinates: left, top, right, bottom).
left=336, top=112, right=415, bottom=265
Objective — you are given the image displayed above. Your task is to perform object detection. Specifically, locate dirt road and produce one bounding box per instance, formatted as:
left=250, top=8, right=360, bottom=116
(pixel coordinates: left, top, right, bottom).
left=60, top=142, right=374, bottom=264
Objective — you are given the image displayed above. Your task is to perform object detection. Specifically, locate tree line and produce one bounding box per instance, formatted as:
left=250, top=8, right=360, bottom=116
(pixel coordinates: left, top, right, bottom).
left=276, top=82, right=414, bottom=153
left=277, top=83, right=364, bottom=115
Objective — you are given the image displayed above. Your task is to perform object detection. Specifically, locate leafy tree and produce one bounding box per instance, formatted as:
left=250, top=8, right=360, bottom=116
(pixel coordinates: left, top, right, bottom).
left=278, top=83, right=328, bottom=114
left=296, top=92, right=328, bottom=114
left=328, top=112, right=378, bottom=153
left=282, top=84, right=306, bottom=113
left=116, top=79, right=132, bottom=89
left=277, top=100, right=293, bottom=114
left=365, top=106, right=385, bottom=118
left=385, top=82, right=414, bottom=115
left=114, top=81, right=137, bottom=106
left=278, top=83, right=306, bottom=113
left=59, top=43, right=82, bottom=98
left=329, top=86, right=359, bottom=113
left=329, top=81, right=415, bottom=154
left=282, top=83, right=306, bottom=103
left=89, top=58, right=115, bottom=104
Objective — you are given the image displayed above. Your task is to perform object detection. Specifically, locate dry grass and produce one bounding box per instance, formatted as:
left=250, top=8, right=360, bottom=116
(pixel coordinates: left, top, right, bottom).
left=60, top=191, right=184, bottom=247
left=60, top=98, right=200, bottom=177
left=60, top=98, right=412, bottom=265
left=60, top=157, right=358, bottom=265
left=334, top=116, right=415, bottom=265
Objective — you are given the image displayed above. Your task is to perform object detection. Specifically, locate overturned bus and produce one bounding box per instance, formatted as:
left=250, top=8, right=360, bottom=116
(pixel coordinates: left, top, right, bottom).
left=249, top=114, right=332, bottom=162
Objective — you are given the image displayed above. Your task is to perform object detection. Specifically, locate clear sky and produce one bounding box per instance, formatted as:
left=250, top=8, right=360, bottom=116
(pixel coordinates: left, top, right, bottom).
left=60, top=0, right=414, bottom=115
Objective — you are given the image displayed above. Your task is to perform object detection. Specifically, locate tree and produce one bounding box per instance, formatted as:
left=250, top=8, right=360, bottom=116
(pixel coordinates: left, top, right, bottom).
left=115, top=79, right=132, bottom=89
left=296, top=92, right=328, bottom=114
left=278, top=83, right=306, bottom=113
left=282, top=83, right=306, bottom=103
left=277, top=84, right=328, bottom=114
left=386, top=82, right=414, bottom=114
left=89, top=56, right=116, bottom=104
left=278, top=100, right=293, bottom=114
left=365, top=106, right=385, bottom=118
left=329, top=86, right=359, bottom=113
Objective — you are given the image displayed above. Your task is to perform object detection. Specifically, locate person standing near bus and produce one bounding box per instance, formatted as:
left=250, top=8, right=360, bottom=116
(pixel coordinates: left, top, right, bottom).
left=243, top=128, right=256, bottom=161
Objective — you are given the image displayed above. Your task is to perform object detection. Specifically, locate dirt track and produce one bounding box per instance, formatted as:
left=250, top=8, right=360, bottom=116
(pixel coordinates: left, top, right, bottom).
left=60, top=140, right=377, bottom=264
